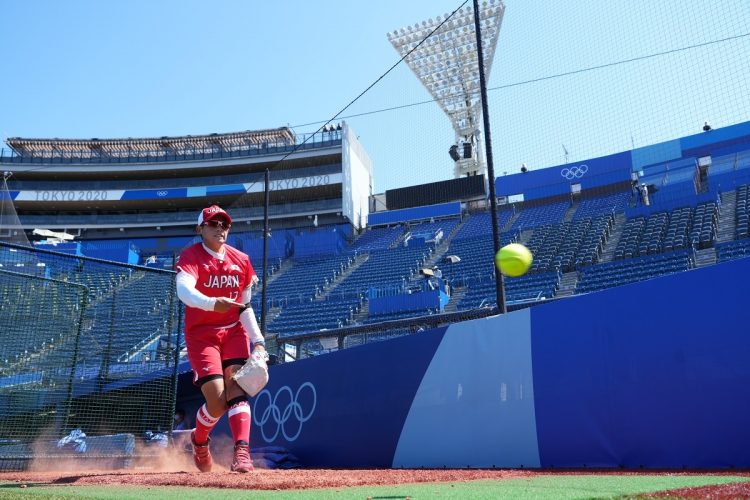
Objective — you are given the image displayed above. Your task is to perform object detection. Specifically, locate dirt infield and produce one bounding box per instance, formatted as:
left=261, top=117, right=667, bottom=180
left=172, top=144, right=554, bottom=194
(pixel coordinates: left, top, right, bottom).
left=644, top=480, right=750, bottom=499
left=1, top=469, right=749, bottom=494
left=0, top=469, right=531, bottom=490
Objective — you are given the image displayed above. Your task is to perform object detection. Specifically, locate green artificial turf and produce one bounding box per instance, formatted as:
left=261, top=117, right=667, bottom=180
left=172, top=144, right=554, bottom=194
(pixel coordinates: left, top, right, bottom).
left=0, top=474, right=748, bottom=500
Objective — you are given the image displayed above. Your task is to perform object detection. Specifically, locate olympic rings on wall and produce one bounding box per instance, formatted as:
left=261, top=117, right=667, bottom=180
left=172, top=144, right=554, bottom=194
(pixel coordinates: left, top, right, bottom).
left=253, top=382, right=317, bottom=442
left=560, top=164, right=588, bottom=180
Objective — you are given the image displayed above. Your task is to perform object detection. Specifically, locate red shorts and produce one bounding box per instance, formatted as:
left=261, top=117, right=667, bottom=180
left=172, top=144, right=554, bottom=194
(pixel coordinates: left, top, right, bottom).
left=185, top=322, right=250, bottom=386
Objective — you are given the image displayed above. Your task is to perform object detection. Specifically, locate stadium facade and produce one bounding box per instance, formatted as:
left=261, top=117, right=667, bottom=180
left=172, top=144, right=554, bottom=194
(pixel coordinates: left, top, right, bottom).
left=2, top=119, right=750, bottom=277
left=3, top=118, right=750, bottom=470
left=1, top=123, right=372, bottom=242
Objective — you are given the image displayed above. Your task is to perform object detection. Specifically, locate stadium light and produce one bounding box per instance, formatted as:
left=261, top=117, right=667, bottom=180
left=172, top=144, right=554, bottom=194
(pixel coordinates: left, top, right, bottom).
left=388, top=0, right=505, bottom=179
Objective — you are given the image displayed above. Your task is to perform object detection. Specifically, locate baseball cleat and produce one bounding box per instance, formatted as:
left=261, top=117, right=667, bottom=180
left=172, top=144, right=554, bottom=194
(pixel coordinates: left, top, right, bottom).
left=230, top=442, right=253, bottom=473
left=190, top=431, right=213, bottom=472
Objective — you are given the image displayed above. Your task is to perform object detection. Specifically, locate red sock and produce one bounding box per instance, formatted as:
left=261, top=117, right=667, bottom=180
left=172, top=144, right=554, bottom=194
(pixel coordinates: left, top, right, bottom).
left=194, top=404, right=222, bottom=444
left=228, top=400, right=251, bottom=446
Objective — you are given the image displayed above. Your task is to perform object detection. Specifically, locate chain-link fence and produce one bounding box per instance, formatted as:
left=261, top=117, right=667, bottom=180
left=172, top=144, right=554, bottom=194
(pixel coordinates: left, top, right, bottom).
left=0, top=242, right=180, bottom=470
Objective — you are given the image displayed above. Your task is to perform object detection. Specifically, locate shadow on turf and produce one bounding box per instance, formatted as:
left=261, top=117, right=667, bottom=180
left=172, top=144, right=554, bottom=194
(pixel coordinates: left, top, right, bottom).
left=0, top=483, right=54, bottom=489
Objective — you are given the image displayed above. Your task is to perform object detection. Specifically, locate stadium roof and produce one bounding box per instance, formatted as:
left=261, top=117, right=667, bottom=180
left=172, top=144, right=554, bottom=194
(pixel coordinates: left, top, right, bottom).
left=5, top=127, right=296, bottom=158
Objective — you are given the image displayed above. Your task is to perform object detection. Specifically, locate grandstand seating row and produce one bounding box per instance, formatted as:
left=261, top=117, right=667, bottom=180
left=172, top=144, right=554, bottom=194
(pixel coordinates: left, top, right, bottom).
left=8, top=174, right=750, bottom=361
left=575, top=250, right=694, bottom=294
left=253, top=182, right=746, bottom=337
left=457, top=272, right=561, bottom=310
left=614, top=201, right=718, bottom=260
left=0, top=244, right=178, bottom=377
left=525, top=215, right=612, bottom=274
left=737, top=184, right=749, bottom=239
left=717, top=238, right=750, bottom=263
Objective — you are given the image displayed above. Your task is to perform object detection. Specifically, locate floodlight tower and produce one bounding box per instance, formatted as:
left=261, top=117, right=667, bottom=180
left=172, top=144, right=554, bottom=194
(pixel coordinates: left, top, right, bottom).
left=388, top=0, right=505, bottom=179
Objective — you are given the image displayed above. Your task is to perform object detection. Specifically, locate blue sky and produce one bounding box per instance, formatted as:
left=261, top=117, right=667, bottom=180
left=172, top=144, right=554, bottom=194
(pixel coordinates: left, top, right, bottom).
left=1, top=1, right=749, bottom=193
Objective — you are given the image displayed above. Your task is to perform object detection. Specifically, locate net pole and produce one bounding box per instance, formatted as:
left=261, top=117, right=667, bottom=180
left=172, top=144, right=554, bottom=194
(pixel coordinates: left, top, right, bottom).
left=62, top=286, right=89, bottom=434
left=168, top=280, right=181, bottom=438
left=473, top=0, right=506, bottom=314
left=260, top=168, right=270, bottom=333
left=98, top=288, right=116, bottom=394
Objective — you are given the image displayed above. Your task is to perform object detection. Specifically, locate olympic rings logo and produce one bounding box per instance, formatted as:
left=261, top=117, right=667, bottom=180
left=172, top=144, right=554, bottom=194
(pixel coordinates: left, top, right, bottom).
left=253, top=382, right=317, bottom=443
left=560, top=164, right=588, bottom=180
left=157, top=190, right=168, bottom=197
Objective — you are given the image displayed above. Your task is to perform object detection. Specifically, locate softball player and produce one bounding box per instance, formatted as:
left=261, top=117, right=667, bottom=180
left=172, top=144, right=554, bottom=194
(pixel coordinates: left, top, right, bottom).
left=175, top=205, right=266, bottom=473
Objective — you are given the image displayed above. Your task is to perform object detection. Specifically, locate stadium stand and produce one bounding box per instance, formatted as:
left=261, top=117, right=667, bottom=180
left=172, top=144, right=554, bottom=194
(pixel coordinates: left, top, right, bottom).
left=575, top=250, right=694, bottom=294
left=689, top=201, right=719, bottom=249
left=451, top=210, right=513, bottom=240
left=736, top=184, right=749, bottom=239
left=563, top=216, right=613, bottom=271
left=457, top=272, right=561, bottom=309
left=351, top=225, right=405, bottom=251
left=1, top=127, right=351, bottom=244
left=661, top=207, right=692, bottom=252
left=269, top=297, right=362, bottom=337
left=572, top=192, right=631, bottom=220
left=404, top=217, right=461, bottom=245
left=526, top=215, right=613, bottom=273
left=265, top=254, right=354, bottom=306
left=510, top=201, right=569, bottom=231
left=327, top=245, right=433, bottom=300
left=5, top=121, right=750, bottom=356
left=716, top=239, right=750, bottom=263
left=440, top=232, right=516, bottom=286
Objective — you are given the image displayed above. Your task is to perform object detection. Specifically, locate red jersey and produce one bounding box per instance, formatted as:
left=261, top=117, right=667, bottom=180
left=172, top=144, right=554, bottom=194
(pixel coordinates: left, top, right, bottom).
left=176, top=243, right=256, bottom=332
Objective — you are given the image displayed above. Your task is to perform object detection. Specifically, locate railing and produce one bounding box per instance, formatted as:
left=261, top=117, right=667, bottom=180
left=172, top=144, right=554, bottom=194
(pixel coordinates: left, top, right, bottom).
left=5, top=163, right=341, bottom=190
left=0, top=131, right=342, bottom=165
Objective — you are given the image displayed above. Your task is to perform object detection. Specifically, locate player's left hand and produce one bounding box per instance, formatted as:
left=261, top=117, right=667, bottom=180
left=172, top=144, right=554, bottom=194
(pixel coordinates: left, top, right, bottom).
left=214, top=297, right=245, bottom=313
left=252, top=344, right=269, bottom=362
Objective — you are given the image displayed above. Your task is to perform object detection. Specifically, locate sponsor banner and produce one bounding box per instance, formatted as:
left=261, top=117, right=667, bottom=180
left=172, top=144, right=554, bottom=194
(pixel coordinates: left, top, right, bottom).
left=14, top=190, right=126, bottom=202
left=120, top=188, right=187, bottom=200
left=11, top=173, right=343, bottom=203
left=243, top=173, right=342, bottom=193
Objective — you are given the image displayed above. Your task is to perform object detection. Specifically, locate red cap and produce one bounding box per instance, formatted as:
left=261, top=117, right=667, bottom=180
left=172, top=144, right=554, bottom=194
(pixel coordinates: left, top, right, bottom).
left=198, top=205, right=232, bottom=225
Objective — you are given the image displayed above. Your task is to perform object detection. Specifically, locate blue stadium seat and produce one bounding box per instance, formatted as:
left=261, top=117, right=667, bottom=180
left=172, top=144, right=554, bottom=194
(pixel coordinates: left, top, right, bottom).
left=575, top=250, right=693, bottom=294
left=736, top=185, right=749, bottom=240
left=510, top=201, right=569, bottom=231
left=716, top=239, right=750, bottom=263
left=352, top=226, right=405, bottom=251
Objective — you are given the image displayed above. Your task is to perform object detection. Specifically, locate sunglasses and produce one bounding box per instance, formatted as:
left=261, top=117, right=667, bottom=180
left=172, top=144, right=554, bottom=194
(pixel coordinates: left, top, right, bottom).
left=201, top=219, right=231, bottom=230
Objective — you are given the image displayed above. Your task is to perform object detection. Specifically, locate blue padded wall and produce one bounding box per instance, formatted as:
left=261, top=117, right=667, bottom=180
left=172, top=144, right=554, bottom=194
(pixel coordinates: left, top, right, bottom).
left=681, top=121, right=750, bottom=157
left=250, top=327, right=447, bottom=467
left=227, top=256, right=750, bottom=469
left=495, top=151, right=631, bottom=198
left=393, top=309, right=540, bottom=468
left=532, top=258, right=749, bottom=468
left=632, top=139, right=682, bottom=171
